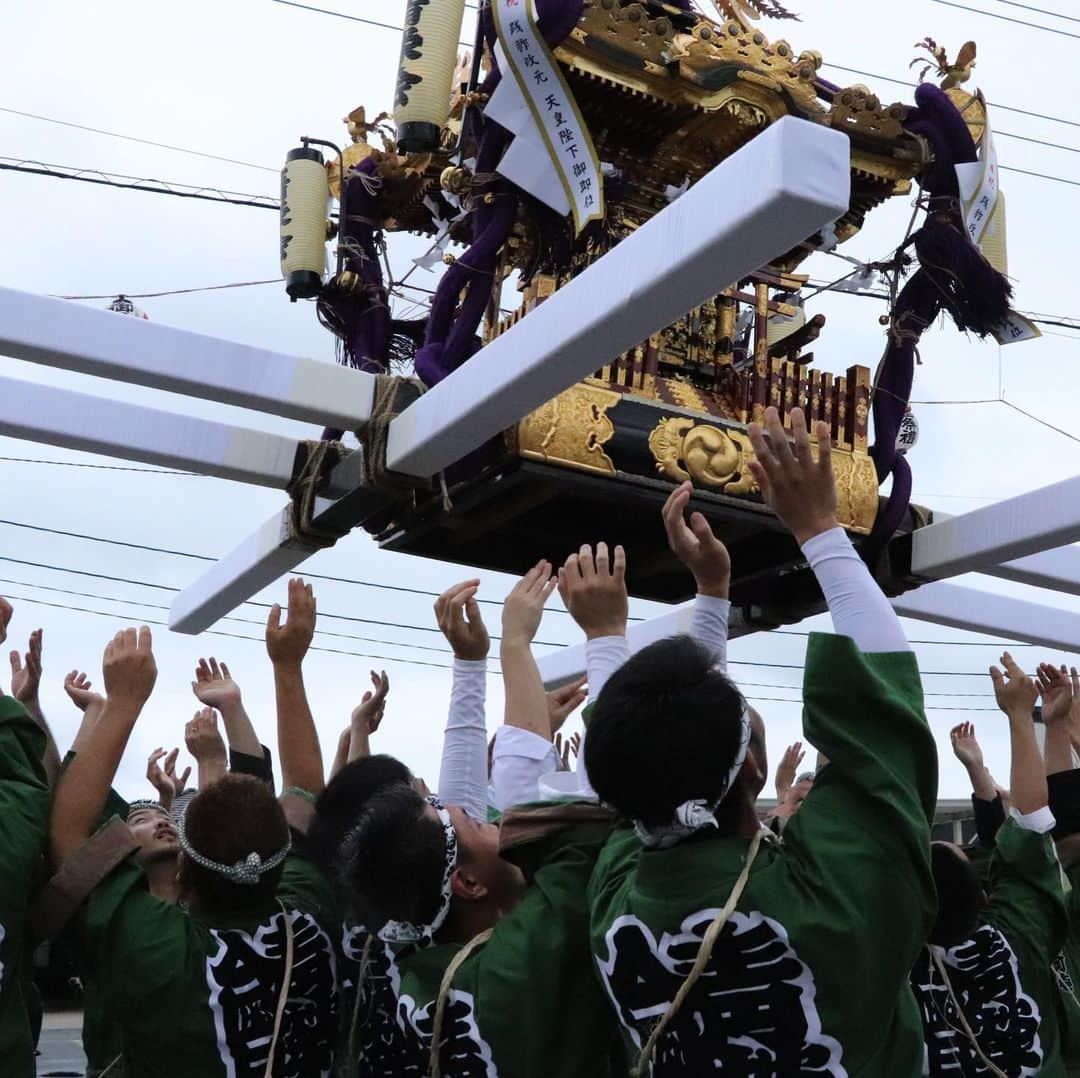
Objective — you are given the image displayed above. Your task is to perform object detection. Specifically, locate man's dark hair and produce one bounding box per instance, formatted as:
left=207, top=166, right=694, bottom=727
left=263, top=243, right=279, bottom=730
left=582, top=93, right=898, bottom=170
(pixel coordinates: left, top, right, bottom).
left=339, top=784, right=449, bottom=935
left=584, top=635, right=748, bottom=829
left=929, top=842, right=983, bottom=947
left=179, top=774, right=291, bottom=914
left=306, top=754, right=412, bottom=875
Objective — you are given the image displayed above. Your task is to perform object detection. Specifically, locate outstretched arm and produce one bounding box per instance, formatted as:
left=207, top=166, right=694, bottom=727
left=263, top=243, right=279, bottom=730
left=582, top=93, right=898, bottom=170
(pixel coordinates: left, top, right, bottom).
left=435, top=579, right=490, bottom=820
left=748, top=408, right=908, bottom=654
left=349, top=669, right=390, bottom=764
left=662, top=482, right=733, bottom=669
left=10, top=629, right=61, bottom=785
left=185, top=708, right=228, bottom=790
left=1038, top=663, right=1075, bottom=778
left=950, top=722, right=999, bottom=800
left=266, top=578, right=324, bottom=799
left=50, top=627, right=158, bottom=864
left=991, top=654, right=1050, bottom=822
left=192, top=658, right=262, bottom=759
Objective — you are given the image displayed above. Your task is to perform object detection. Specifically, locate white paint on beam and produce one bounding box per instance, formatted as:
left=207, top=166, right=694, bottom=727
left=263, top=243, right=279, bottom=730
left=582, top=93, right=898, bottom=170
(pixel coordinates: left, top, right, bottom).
left=386, top=116, right=851, bottom=478
left=981, top=545, right=1080, bottom=598
left=0, top=374, right=304, bottom=488
left=0, top=286, right=376, bottom=430
left=892, top=581, right=1080, bottom=655
left=169, top=506, right=314, bottom=634
left=911, top=477, right=1080, bottom=581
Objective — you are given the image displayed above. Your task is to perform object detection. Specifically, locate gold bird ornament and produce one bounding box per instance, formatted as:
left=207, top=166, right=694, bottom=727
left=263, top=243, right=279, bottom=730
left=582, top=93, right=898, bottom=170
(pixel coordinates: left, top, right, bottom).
left=910, top=37, right=977, bottom=89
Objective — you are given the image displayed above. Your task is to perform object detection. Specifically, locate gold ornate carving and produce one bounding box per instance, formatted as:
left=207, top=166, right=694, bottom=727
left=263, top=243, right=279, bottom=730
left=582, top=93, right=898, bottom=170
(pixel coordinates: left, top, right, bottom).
left=647, top=418, right=877, bottom=532
left=518, top=384, right=621, bottom=476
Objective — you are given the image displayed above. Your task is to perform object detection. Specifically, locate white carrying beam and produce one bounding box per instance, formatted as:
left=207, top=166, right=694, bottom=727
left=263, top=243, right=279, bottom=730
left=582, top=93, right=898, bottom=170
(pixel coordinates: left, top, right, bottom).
left=0, top=374, right=317, bottom=489
left=911, top=477, right=1080, bottom=581
left=981, top=546, right=1080, bottom=597
left=0, top=286, right=376, bottom=430
left=892, top=581, right=1080, bottom=654
left=386, top=116, right=851, bottom=477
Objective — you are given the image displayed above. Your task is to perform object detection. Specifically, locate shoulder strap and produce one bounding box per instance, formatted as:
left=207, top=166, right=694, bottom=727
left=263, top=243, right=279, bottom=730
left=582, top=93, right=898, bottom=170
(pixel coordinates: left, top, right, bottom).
left=344, top=933, right=377, bottom=1077
left=264, top=903, right=296, bottom=1078
left=929, top=946, right=1009, bottom=1078
left=428, top=928, right=495, bottom=1078
left=633, top=827, right=766, bottom=1077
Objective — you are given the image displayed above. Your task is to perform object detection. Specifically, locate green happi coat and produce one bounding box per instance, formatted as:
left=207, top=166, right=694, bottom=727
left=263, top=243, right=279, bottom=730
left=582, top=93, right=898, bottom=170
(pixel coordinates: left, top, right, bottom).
left=79, top=845, right=340, bottom=1077
left=587, top=632, right=938, bottom=1076
left=913, top=820, right=1068, bottom=1076
left=370, top=820, right=626, bottom=1077
left=0, top=696, right=49, bottom=1077
left=1055, top=865, right=1080, bottom=1075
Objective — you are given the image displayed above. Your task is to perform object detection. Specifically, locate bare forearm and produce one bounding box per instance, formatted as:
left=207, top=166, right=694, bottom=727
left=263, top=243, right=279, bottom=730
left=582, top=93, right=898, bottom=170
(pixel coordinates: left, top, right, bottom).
left=217, top=699, right=262, bottom=758
left=272, top=663, right=324, bottom=793
left=1044, top=722, right=1075, bottom=778
left=1008, top=710, right=1049, bottom=815
left=965, top=762, right=1000, bottom=801
left=197, top=755, right=228, bottom=790
left=347, top=722, right=371, bottom=764
left=500, top=641, right=550, bottom=739
left=50, top=702, right=138, bottom=863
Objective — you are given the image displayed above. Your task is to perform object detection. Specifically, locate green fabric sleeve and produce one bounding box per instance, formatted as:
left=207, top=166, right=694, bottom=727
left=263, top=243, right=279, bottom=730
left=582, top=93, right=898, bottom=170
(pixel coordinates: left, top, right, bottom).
left=780, top=635, right=938, bottom=956
left=277, top=851, right=338, bottom=926
left=986, top=819, right=1068, bottom=968
left=82, top=858, right=192, bottom=1015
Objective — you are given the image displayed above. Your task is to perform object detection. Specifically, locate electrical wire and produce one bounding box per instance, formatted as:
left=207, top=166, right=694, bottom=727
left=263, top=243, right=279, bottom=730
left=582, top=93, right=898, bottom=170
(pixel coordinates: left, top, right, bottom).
left=270, top=0, right=474, bottom=47
left=930, top=0, right=1080, bottom=39
left=55, top=280, right=278, bottom=301
left=0, top=106, right=277, bottom=172
left=985, top=0, right=1080, bottom=23
left=0, top=158, right=280, bottom=210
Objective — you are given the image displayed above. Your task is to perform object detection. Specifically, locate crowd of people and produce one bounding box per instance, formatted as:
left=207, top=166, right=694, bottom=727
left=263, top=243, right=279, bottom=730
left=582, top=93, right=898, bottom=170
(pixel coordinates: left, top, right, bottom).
left=1, top=405, right=1079, bottom=1076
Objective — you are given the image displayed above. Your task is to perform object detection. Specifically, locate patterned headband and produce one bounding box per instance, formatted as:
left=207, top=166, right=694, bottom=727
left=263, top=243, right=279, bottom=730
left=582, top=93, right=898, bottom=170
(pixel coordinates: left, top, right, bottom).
left=633, top=706, right=753, bottom=850
left=176, top=811, right=291, bottom=886
left=379, top=796, right=458, bottom=946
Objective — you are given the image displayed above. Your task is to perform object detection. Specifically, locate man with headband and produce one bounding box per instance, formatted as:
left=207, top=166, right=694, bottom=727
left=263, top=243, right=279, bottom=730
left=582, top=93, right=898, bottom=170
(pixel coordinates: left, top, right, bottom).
left=339, top=566, right=626, bottom=1076
left=582, top=407, right=937, bottom=1075
left=50, top=591, right=339, bottom=1077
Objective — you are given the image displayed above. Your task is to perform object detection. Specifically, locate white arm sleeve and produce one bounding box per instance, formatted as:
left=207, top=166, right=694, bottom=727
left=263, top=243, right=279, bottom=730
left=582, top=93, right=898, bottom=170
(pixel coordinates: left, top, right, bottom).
left=436, top=659, right=489, bottom=821
left=801, top=527, right=910, bottom=654
left=690, top=595, right=731, bottom=672
left=490, top=726, right=562, bottom=811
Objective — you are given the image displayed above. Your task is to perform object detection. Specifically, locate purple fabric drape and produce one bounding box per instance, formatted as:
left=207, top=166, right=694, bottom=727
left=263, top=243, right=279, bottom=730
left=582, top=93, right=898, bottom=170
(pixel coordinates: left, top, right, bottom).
left=864, top=83, right=1011, bottom=557
left=414, top=0, right=586, bottom=386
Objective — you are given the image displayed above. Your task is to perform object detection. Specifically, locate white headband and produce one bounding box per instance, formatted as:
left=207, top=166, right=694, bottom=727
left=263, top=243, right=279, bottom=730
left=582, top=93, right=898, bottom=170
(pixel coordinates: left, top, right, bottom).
left=379, top=796, right=458, bottom=945
left=633, top=707, right=753, bottom=850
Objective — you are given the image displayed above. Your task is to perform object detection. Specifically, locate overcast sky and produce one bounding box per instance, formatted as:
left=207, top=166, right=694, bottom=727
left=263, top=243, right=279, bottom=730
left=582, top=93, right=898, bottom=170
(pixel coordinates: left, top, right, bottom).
left=0, top=0, right=1077, bottom=802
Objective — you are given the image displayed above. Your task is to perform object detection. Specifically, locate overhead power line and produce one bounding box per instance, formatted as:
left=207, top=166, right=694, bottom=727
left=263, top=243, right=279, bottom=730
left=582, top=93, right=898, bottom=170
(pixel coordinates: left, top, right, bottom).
left=985, top=0, right=1080, bottom=23
left=0, top=158, right=280, bottom=210
left=0, top=106, right=277, bottom=173
left=930, top=0, right=1080, bottom=39
left=55, top=280, right=279, bottom=301
left=270, top=0, right=474, bottom=46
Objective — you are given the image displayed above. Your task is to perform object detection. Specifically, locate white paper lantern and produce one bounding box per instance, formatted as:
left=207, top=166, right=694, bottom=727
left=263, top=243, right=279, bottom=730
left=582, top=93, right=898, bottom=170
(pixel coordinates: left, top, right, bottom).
left=896, top=411, right=919, bottom=455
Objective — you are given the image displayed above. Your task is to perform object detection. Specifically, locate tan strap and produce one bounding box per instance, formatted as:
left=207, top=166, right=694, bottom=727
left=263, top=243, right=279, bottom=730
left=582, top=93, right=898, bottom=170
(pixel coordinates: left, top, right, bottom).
left=264, top=904, right=296, bottom=1078
left=346, top=934, right=377, bottom=1075
left=428, top=928, right=495, bottom=1078
left=929, top=947, right=1009, bottom=1078
left=96, top=1053, right=125, bottom=1077
left=633, top=828, right=766, bottom=1077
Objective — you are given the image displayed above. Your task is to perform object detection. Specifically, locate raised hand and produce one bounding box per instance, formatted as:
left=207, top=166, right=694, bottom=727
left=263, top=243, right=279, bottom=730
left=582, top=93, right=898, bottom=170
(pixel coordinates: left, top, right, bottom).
left=0, top=595, right=11, bottom=647
left=547, top=675, right=588, bottom=736
left=949, top=722, right=984, bottom=770
left=192, top=657, right=242, bottom=711
left=64, top=670, right=105, bottom=715
left=558, top=543, right=628, bottom=641
left=266, top=578, right=316, bottom=668
left=185, top=708, right=227, bottom=763
left=1037, top=663, right=1074, bottom=726
left=774, top=741, right=805, bottom=802
left=555, top=731, right=581, bottom=771
left=351, top=670, right=390, bottom=735
left=102, top=626, right=157, bottom=714
left=502, top=561, right=558, bottom=648
left=146, top=747, right=190, bottom=810
left=990, top=652, right=1039, bottom=720
left=435, top=580, right=490, bottom=661
left=662, top=482, right=731, bottom=599
left=747, top=407, right=838, bottom=545
left=10, top=628, right=43, bottom=705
